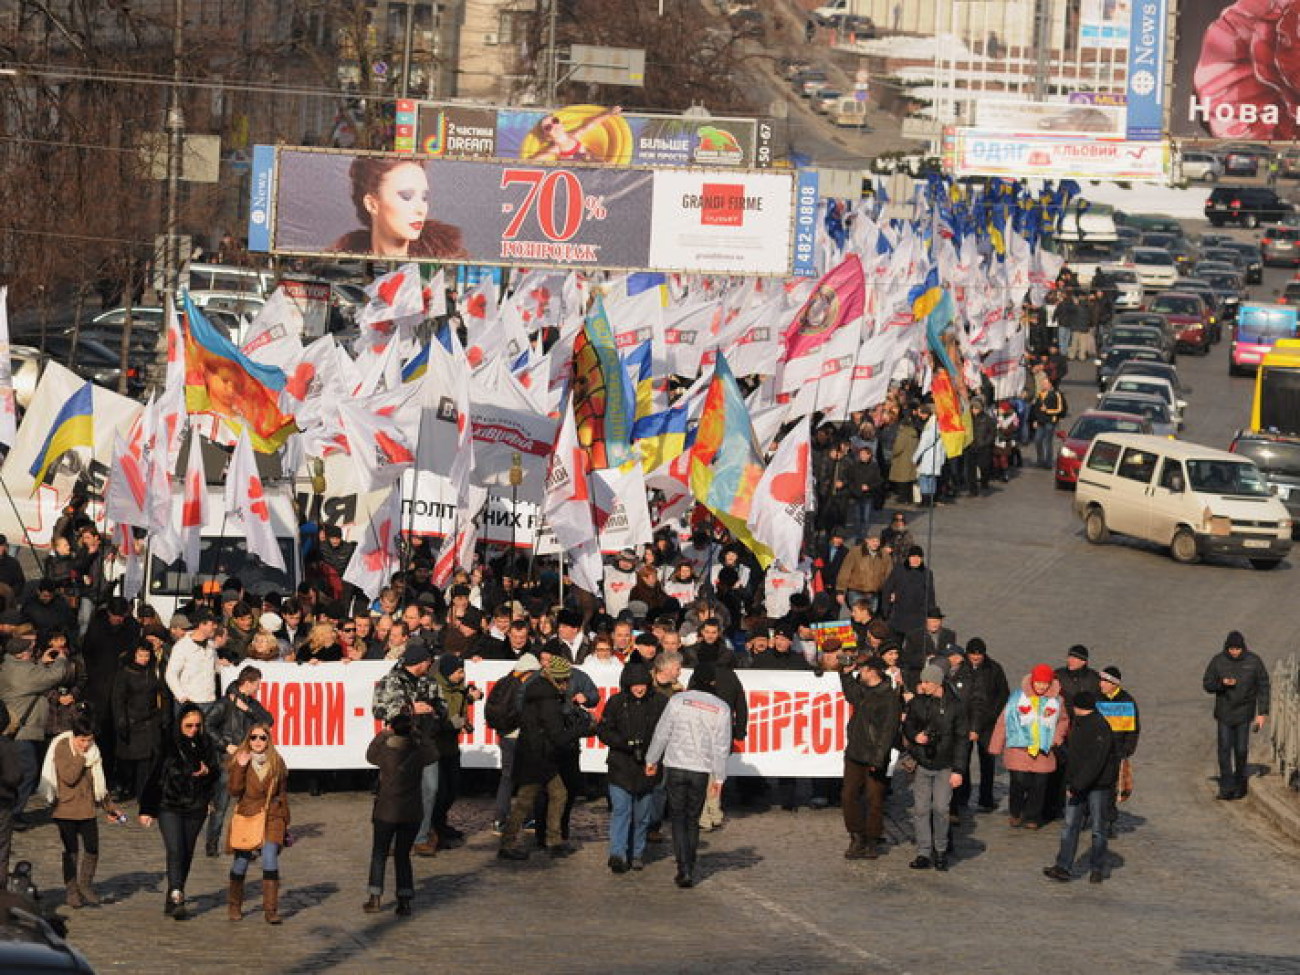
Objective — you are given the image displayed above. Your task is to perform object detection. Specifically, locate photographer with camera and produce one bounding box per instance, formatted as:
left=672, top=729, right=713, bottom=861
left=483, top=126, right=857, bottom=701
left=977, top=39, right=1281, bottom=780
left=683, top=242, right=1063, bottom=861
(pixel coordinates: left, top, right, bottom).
left=429, top=654, right=483, bottom=849
left=902, top=662, right=970, bottom=872
left=836, top=654, right=902, bottom=861
left=597, top=660, right=666, bottom=874
left=0, top=636, right=73, bottom=829
left=371, top=646, right=446, bottom=857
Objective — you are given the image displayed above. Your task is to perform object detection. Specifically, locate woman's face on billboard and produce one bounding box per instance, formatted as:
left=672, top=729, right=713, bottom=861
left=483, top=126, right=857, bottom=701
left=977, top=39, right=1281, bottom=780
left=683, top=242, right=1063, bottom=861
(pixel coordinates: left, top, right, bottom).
left=366, top=162, right=429, bottom=254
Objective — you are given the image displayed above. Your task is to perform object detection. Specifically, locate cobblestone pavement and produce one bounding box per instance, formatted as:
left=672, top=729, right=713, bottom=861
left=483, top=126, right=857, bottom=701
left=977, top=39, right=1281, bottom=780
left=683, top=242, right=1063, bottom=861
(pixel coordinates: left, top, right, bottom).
left=11, top=325, right=1300, bottom=973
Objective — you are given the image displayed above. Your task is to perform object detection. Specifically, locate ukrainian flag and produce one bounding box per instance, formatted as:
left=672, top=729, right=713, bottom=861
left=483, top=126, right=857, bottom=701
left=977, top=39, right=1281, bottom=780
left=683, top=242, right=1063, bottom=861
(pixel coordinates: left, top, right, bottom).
left=622, top=340, right=657, bottom=421
left=402, top=343, right=430, bottom=383
left=29, top=381, right=94, bottom=492
left=631, top=402, right=689, bottom=472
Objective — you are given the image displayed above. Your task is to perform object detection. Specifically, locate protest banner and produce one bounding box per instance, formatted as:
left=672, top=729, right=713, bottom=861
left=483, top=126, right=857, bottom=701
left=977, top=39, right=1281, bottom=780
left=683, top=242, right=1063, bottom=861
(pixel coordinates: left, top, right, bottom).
left=222, top=661, right=859, bottom=776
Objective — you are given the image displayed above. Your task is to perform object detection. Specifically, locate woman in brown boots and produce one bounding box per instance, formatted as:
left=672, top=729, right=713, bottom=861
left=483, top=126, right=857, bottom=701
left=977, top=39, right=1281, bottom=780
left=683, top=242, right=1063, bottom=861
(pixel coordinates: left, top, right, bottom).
left=225, top=722, right=290, bottom=924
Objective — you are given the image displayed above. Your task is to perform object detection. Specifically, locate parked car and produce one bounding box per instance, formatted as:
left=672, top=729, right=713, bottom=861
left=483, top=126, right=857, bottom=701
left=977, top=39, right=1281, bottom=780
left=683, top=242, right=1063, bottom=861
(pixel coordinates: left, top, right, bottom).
left=1205, top=185, right=1293, bottom=227
left=91, top=305, right=165, bottom=328
left=1221, top=148, right=1265, bottom=177
left=1229, top=431, right=1300, bottom=530
left=1148, top=291, right=1212, bottom=355
left=1181, top=149, right=1223, bottom=182
left=1094, top=393, right=1178, bottom=438
left=792, top=70, right=829, bottom=97
left=1262, top=225, right=1300, bottom=266
left=1095, top=344, right=1166, bottom=390
left=812, top=89, right=844, bottom=114
left=1055, top=409, right=1154, bottom=487
left=1128, top=247, right=1179, bottom=291
left=1115, top=212, right=1183, bottom=235
left=1282, top=148, right=1300, bottom=178
left=12, top=334, right=146, bottom=398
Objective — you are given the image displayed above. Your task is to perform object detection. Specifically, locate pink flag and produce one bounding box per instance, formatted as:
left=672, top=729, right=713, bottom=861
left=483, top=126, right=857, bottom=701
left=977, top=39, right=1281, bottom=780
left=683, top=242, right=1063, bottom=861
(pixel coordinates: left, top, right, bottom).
left=180, top=433, right=208, bottom=574
left=781, top=254, right=865, bottom=361
left=343, top=485, right=403, bottom=599
left=224, top=430, right=286, bottom=572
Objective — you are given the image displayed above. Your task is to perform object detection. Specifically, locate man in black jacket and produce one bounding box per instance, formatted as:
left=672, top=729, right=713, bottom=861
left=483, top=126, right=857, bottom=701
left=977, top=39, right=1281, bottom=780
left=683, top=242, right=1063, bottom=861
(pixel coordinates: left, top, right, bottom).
left=1044, top=691, right=1117, bottom=884
left=1202, top=630, right=1270, bottom=800
left=0, top=701, right=22, bottom=881
left=597, top=661, right=666, bottom=873
left=903, top=662, right=969, bottom=871
left=965, top=399, right=997, bottom=496
left=1097, top=665, right=1140, bottom=833
left=901, top=607, right=955, bottom=686
left=959, top=638, right=1010, bottom=812
left=1047, top=644, right=1103, bottom=819
left=839, top=656, right=901, bottom=859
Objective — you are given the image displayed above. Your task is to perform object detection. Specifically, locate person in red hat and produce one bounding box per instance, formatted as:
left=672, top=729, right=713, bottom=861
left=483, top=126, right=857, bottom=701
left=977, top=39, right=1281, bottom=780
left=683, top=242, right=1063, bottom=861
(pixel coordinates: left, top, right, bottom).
left=989, top=664, right=1069, bottom=830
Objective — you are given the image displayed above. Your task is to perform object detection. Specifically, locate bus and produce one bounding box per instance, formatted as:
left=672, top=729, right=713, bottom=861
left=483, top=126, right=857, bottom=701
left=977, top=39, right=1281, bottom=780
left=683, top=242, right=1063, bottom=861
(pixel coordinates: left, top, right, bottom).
left=1231, top=302, right=1300, bottom=376
left=1250, top=339, right=1300, bottom=435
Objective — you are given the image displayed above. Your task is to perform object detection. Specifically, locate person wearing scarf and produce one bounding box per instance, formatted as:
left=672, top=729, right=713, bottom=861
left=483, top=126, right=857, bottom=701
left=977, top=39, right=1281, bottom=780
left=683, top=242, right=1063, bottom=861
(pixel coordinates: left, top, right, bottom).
left=990, top=664, right=1069, bottom=830
left=225, top=723, right=290, bottom=924
left=40, top=711, right=123, bottom=908
left=138, top=703, right=220, bottom=920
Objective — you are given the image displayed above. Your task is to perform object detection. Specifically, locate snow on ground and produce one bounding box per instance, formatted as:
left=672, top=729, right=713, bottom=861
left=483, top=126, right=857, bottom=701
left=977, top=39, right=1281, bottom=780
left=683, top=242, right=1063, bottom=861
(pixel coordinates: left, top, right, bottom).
left=1069, top=182, right=1210, bottom=220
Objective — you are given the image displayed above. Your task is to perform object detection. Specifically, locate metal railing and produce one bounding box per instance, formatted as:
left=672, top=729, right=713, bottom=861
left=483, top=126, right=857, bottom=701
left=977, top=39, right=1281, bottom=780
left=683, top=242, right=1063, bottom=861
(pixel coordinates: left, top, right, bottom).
left=1269, top=654, right=1300, bottom=792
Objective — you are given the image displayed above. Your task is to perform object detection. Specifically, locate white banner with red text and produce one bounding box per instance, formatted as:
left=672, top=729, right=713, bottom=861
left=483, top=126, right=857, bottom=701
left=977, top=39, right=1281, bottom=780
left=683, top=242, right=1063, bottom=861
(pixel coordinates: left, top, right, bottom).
left=222, top=661, right=857, bottom=775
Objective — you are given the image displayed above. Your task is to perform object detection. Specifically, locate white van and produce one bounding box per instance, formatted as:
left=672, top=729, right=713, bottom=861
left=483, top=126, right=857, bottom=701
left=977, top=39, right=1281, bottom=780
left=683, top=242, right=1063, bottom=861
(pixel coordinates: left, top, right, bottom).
left=144, top=484, right=302, bottom=621
left=1075, top=433, right=1293, bottom=569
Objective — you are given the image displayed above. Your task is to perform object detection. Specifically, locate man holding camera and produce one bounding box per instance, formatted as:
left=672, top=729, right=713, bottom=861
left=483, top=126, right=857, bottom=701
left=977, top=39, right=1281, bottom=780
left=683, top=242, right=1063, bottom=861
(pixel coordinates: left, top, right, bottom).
left=903, top=661, right=970, bottom=871
left=0, top=636, right=73, bottom=828
left=430, top=654, right=484, bottom=849
left=838, top=654, right=902, bottom=860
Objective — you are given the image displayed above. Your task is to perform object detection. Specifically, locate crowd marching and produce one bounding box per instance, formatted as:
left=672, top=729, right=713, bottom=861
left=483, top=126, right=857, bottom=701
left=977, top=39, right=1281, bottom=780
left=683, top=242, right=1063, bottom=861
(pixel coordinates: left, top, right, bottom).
left=0, top=176, right=1275, bottom=927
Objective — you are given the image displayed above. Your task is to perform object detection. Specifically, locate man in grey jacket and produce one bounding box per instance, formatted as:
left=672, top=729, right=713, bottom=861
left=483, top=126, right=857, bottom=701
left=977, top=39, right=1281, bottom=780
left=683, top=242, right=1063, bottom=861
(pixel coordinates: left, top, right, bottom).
left=644, top=662, right=732, bottom=888
left=0, top=637, right=72, bottom=826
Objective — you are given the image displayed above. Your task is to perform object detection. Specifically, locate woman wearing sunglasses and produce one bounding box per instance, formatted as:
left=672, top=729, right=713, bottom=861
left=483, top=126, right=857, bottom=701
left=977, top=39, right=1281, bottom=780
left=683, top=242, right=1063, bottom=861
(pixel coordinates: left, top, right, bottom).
left=224, top=723, right=290, bottom=924
left=138, top=703, right=220, bottom=920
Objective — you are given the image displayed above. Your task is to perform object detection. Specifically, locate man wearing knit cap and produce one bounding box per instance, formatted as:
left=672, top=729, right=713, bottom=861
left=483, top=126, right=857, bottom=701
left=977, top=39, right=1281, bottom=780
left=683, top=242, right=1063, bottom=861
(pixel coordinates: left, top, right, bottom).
left=1203, top=631, right=1270, bottom=800
left=1097, top=666, right=1140, bottom=834
left=963, top=638, right=1010, bottom=812
left=499, top=656, right=589, bottom=860
left=490, top=653, right=541, bottom=833
left=1049, top=645, right=1101, bottom=820
left=644, top=662, right=733, bottom=888
left=1044, top=691, right=1117, bottom=884
left=902, top=661, right=970, bottom=871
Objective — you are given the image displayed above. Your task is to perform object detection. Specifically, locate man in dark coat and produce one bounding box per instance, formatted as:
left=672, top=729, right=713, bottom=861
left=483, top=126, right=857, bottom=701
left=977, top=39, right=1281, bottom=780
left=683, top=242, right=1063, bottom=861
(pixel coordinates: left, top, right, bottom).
left=881, top=546, right=936, bottom=647
left=960, top=637, right=1010, bottom=811
left=965, top=399, right=997, bottom=496
left=1047, top=644, right=1102, bottom=818
left=900, top=605, right=955, bottom=686
left=498, top=656, right=589, bottom=860
left=839, top=655, right=902, bottom=859
left=597, top=660, right=666, bottom=872
left=0, top=535, right=26, bottom=600
left=1044, top=691, right=1118, bottom=884
left=80, top=598, right=141, bottom=767
left=750, top=624, right=811, bottom=671
left=1202, top=630, right=1270, bottom=800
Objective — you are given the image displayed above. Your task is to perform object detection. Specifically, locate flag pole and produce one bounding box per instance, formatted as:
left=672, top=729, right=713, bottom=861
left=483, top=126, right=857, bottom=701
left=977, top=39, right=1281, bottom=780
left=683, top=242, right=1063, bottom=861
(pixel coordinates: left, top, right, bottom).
left=0, top=474, right=48, bottom=576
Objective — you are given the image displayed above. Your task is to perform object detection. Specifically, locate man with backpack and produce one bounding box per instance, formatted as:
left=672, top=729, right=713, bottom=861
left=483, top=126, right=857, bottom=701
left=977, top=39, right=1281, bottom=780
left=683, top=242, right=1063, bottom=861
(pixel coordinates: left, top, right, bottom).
left=485, top=653, right=541, bottom=833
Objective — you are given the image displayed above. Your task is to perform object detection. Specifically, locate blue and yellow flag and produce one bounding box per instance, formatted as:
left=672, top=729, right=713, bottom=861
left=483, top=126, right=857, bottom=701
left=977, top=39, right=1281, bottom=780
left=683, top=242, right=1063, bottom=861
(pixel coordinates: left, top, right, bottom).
left=632, top=401, right=689, bottom=473
left=401, top=343, right=430, bottom=383
left=28, top=380, right=94, bottom=492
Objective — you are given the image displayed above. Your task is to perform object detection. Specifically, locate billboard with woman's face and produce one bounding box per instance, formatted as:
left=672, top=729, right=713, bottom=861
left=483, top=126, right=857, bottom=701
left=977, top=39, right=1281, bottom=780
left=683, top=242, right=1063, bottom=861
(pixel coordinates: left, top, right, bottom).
left=264, top=147, right=794, bottom=275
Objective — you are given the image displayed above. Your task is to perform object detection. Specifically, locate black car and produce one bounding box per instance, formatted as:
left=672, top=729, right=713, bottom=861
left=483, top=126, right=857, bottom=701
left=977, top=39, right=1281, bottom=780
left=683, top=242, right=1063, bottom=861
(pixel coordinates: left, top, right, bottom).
left=1223, top=239, right=1265, bottom=283
left=11, top=334, right=147, bottom=398
left=1205, top=186, right=1294, bottom=228
left=1112, top=310, right=1177, bottom=348
left=1095, top=344, right=1164, bottom=390
left=1099, top=325, right=1175, bottom=363
left=1229, top=431, right=1300, bottom=530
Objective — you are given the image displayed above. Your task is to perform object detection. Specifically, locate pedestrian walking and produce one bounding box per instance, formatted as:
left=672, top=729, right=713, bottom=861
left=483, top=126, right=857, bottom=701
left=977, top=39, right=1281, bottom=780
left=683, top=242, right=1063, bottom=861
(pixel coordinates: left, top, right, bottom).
left=1203, top=630, right=1269, bottom=800
left=644, top=662, right=733, bottom=888
left=903, top=662, right=969, bottom=871
left=959, top=638, right=1010, bottom=812
left=1096, top=665, right=1140, bottom=834
left=138, top=703, right=220, bottom=920
left=110, top=641, right=165, bottom=802
left=838, top=654, right=901, bottom=860
left=371, top=646, right=445, bottom=856
left=225, top=723, right=290, bottom=924
left=1043, top=691, right=1118, bottom=884
left=597, top=660, right=665, bottom=873
left=205, top=666, right=273, bottom=858
left=365, top=714, right=439, bottom=916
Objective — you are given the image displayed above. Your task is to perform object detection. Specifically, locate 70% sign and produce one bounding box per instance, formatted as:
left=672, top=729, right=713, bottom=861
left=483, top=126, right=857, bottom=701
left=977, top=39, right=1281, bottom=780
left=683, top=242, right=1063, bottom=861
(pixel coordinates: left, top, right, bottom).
left=500, top=168, right=608, bottom=242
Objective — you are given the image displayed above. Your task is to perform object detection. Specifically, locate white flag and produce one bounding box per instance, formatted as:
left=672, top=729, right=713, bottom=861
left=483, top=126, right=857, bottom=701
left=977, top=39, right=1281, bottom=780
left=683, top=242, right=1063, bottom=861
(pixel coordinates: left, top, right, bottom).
left=0, top=287, right=18, bottom=447
left=343, top=484, right=403, bottom=600
left=224, top=430, right=286, bottom=572
left=180, top=433, right=208, bottom=574
left=338, top=385, right=419, bottom=493
left=748, top=416, right=812, bottom=571
left=591, top=465, right=653, bottom=556
left=543, top=400, right=601, bottom=594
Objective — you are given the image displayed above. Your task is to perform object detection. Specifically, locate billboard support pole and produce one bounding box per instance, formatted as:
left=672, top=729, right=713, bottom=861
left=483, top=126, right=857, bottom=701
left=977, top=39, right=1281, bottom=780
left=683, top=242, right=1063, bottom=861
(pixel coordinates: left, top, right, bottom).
left=545, top=0, right=559, bottom=103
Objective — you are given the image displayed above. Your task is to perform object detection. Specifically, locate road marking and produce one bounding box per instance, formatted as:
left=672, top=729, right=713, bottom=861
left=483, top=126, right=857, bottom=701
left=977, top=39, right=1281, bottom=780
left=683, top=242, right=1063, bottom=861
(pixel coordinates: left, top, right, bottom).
left=714, top=874, right=906, bottom=972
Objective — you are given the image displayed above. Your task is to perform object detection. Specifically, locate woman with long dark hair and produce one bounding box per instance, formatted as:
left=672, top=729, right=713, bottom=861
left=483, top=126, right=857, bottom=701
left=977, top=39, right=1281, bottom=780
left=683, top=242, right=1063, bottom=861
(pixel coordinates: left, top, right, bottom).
left=138, top=703, right=220, bottom=920
left=330, top=157, right=468, bottom=260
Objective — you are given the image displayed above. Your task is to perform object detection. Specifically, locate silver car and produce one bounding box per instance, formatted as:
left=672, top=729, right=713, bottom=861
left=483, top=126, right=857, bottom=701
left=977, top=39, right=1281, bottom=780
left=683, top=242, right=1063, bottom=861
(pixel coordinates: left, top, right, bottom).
left=1096, top=392, right=1177, bottom=438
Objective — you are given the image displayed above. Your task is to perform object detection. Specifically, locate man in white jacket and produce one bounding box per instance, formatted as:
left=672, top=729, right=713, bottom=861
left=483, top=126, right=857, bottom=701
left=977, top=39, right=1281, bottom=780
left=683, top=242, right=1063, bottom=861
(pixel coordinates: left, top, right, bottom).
left=164, top=610, right=221, bottom=717
left=644, top=663, right=732, bottom=888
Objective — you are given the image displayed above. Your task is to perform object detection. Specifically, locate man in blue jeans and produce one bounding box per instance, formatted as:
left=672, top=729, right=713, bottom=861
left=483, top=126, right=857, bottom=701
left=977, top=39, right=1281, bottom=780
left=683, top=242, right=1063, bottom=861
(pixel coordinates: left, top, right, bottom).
left=644, top=663, right=732, bottom=888
left=1202, top=630, right=1270, bottom=800
left=1044, top=691, right=1117, bottom=884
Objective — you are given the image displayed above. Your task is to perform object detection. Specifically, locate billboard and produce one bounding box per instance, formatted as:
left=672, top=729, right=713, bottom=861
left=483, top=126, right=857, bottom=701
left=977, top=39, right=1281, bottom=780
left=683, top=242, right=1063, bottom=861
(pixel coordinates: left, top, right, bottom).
left=1080, top=0, right=1131, bottom=48
left=263, top=147, right=794, bottom=275
left=1169, top=0, right=1296, bottom=140
left=402, top=100, right=773, bottom=169
left=949, top=129, right=1170, bottom=181
left=1124, top=0, right=1168, bottom=140
left=974, top=99, right=1127, bottom=137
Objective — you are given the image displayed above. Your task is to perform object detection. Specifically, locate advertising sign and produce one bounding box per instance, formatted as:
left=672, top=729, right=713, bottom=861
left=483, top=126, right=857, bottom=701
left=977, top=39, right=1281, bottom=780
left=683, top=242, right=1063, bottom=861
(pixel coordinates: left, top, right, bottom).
left=1080, top=0, right=1130, bottom=48
left=1169, top=0, right=1297, bottom=140
left=247, top=144, right=275, bottom=252
left=974, top=100, right=1126, bottom=137
left=792, top=168, right=819, bottom=278
left=1124, top=0, right=1168, bottom=141
left=220, top=661, right=862, bottom=775
left=406, top=101, right=772, bottom=169
left=950, top=129, right=1170, bottom=181
left=265, top=147, right=794, bottom=275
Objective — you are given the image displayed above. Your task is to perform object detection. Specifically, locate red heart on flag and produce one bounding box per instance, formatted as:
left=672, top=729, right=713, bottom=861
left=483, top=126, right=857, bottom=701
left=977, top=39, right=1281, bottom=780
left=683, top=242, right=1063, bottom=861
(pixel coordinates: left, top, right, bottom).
left=285, top=362, right=316, bottom=401
left=466, top=293, right=487, bottom=319
left=466, top=345, right=484, bottom=368
left=768, top=443, right=809, bottom=504
left=247, top=476, right=269, bottom=521
left=378, top=273, right=406, bottom=307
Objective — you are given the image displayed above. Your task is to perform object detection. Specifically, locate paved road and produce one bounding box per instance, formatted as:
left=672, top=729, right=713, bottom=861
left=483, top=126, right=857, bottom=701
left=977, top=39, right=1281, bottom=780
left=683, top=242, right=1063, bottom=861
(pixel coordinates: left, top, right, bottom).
left=12, top=229, right=1300, bottom=973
